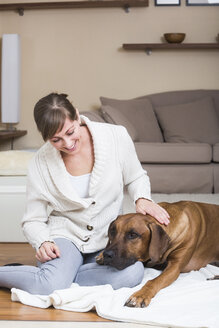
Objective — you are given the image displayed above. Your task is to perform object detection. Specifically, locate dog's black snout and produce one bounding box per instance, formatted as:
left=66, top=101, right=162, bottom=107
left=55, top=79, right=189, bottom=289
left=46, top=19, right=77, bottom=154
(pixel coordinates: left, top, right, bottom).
left=103, top=249, right=115, bottom=264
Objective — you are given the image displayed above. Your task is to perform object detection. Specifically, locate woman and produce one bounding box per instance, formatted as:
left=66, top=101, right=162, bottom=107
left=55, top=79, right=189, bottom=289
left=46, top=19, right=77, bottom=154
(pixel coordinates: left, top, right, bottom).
left=0, top=93, right=169, bottom=295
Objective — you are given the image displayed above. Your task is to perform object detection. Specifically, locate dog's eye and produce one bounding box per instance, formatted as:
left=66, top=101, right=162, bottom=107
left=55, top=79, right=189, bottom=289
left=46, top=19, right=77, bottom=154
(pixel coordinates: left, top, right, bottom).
left=126, top=231, right=140, bottom=240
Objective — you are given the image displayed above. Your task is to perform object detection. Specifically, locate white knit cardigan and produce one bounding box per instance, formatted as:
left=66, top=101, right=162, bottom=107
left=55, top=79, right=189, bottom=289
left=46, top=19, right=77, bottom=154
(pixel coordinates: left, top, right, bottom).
left=22, top=116, right=152, bottom=252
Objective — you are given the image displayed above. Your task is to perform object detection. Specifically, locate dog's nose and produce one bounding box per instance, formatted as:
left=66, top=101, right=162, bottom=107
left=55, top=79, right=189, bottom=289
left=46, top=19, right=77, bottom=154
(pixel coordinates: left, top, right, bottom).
left=103, top=249, right=115, bottom=264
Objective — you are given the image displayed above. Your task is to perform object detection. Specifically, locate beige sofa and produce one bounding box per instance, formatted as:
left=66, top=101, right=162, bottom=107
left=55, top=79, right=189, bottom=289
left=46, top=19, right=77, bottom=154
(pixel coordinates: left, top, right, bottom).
left=82, top=90, right=219, bottom=194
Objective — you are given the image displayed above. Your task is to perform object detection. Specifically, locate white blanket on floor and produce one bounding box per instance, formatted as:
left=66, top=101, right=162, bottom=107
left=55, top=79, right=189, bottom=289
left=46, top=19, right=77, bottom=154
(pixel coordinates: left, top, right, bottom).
left=11, top=264, right=219, bottom=328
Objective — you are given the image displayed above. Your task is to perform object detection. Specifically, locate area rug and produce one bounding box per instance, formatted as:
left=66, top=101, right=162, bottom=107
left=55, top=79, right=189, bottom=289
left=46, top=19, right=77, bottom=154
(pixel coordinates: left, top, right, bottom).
left=11, top=265, right=219, bottom=328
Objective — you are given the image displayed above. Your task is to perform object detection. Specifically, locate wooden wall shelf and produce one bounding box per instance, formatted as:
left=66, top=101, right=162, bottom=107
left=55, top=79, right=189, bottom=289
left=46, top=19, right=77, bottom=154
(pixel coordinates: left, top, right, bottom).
left=0, top=130, right=27, bottom=141
left=0, top=0, right=148, bottom=15
left=123, top=43, right=219, bottom=54
left=0, top=130, right=27, bottom=150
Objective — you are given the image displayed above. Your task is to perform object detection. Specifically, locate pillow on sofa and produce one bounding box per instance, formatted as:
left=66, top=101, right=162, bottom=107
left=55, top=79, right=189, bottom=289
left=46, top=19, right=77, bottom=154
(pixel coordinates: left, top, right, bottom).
left=81, top=111, right=106, bottom=123
left=155, top=97, right=219, bottom=145
left=101, top=105, right=138, bottom=141
left=100, top=96, right=163, bottom=142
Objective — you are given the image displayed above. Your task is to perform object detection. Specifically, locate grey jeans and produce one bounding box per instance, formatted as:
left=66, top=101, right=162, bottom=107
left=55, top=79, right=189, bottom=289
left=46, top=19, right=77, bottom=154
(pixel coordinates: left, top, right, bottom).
left=0, top=238, right=144, bottom=295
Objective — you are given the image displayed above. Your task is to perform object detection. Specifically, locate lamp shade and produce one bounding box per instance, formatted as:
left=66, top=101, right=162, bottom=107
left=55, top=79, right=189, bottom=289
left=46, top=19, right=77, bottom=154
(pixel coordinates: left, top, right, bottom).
left=1, top=34, right=21, bottom=124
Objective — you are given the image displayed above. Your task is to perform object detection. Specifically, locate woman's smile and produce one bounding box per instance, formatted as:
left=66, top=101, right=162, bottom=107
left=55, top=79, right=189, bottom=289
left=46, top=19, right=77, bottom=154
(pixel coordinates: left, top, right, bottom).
left=49, top=117, right=81, bottom=155
left=64, top=140, right=77, bottom=152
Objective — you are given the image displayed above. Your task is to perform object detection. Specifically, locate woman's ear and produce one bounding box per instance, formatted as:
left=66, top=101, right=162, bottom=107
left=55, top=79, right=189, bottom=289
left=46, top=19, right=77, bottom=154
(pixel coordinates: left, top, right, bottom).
left=75, top=108, right=81, bottom=124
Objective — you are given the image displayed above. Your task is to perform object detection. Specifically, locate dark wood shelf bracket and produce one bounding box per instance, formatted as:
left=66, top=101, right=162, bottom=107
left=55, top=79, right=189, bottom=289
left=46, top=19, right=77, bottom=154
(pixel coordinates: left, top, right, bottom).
left=18, top=8, right=24, bottom=16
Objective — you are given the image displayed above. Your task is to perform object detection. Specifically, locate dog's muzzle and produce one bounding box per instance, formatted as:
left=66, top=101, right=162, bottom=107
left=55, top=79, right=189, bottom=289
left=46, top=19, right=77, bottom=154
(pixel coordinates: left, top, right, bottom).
left=102, top=249, right=115, bottom=265
left=102, top=249, right=137, bottom=270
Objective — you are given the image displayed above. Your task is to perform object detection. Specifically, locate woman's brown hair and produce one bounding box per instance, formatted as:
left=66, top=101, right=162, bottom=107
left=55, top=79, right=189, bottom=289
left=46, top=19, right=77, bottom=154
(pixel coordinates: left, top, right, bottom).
left=34, top=93, right=77, bottom=141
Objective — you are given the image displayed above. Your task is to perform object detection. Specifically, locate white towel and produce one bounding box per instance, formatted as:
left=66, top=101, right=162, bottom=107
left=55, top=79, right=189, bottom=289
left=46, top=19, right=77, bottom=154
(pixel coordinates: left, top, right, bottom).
left=11, top=264, right=219, bottom=328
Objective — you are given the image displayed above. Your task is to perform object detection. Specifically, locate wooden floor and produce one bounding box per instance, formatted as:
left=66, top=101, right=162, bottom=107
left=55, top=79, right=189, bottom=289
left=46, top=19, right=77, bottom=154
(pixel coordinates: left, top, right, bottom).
left=0, top=243, right=109, bottom=322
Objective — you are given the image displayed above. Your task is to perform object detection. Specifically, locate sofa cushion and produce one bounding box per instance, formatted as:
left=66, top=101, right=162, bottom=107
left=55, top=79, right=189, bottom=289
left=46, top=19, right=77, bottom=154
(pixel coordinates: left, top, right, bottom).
left=155, top=97, right=219, bottom=145
left=213, top=143, right=219, bottom=162
left=213, top=164, right=219, bottom=193
left=101, top=105, right=138, bottom=141
left=100, top=96, right=164, bottom=142
left=135, top=142, right=212, bottom=164
left=142, top=163, right=214, bottom=193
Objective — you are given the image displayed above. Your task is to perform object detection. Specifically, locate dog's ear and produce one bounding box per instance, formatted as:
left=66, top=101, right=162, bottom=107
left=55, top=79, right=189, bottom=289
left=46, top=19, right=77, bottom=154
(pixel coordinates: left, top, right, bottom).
left=148, top=223, right=170, bottom=263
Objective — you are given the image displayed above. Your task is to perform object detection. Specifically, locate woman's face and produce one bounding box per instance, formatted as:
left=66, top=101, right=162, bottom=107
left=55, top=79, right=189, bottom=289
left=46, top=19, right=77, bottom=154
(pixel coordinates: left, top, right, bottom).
left=49, top=115, right=82, bottom=156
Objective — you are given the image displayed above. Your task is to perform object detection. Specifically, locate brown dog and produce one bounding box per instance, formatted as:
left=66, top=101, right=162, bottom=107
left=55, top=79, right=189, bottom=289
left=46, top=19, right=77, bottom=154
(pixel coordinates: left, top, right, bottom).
left=96, top=201, right=219, bottom=308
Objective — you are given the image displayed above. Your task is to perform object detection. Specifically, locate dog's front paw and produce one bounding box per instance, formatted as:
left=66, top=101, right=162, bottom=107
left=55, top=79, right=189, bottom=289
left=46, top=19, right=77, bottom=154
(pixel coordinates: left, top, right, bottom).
left=125, top=289, right=152, bottom=308
left=96, top=251, right=104, bottom=265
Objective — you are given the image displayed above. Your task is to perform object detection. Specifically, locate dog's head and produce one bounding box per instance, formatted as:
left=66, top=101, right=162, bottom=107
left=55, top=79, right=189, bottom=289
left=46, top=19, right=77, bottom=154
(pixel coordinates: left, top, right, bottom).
left=96, top=213, right=170, bottom=270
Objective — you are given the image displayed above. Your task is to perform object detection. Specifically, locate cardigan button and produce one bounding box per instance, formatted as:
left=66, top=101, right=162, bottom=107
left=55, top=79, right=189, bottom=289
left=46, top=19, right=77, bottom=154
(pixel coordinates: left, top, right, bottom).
left=83, top=237, right=90, bottom=242
left=87, top=225, right=93, bottom=231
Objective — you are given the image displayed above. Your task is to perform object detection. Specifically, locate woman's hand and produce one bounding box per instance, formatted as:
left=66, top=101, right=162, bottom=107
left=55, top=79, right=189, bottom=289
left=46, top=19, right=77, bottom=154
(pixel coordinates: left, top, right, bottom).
left=36, top=241, right=61, bottom=263
left=136, top=198, right=170, bottom=225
